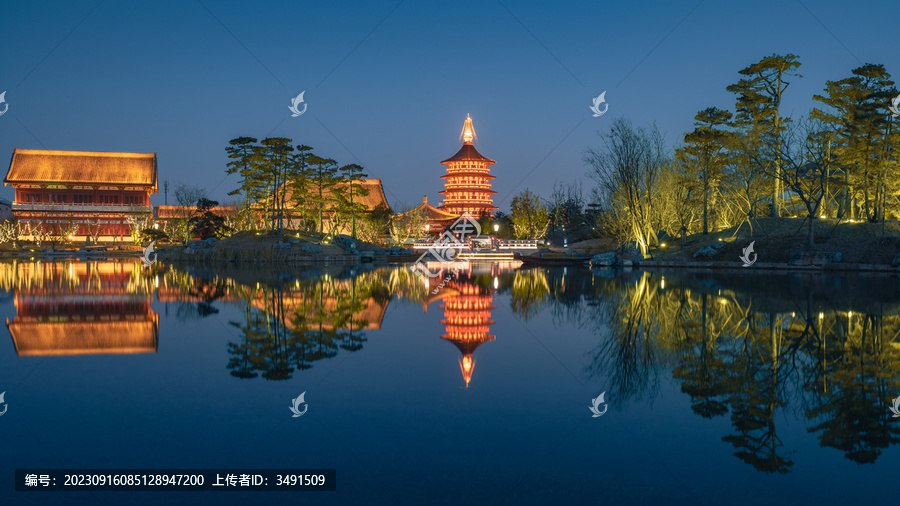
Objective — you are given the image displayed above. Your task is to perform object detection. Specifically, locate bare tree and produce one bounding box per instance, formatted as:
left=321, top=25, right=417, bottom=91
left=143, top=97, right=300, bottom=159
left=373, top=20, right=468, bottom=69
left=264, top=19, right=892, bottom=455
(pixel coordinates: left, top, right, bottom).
left=390, top=204, right=427, bottom=244
left=23, top=220, right=49, bottom=246
left=0, top=218, right=21, bottom=247
left=174, top=183, right=207, bottom=243
left=586, top=118, right=667, bottom=255
left=764, top=116, right=834, bottom=247
left=125, top=212, right=153, bottom=245
left=86, top=219, right=103, bottom=244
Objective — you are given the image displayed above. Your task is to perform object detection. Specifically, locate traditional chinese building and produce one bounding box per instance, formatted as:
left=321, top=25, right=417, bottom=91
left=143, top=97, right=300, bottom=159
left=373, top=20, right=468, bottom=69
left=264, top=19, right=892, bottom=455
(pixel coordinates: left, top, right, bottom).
left=4, top=149, right=158, bottom=240
left=439, top=281, right=496, bottom=388
left=439, top=115, right=497, bottom=218
left=395, top=195, right=460, bottom=235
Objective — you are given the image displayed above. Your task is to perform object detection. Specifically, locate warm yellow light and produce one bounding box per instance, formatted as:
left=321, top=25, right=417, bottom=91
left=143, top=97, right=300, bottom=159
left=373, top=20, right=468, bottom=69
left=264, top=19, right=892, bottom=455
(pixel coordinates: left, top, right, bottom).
left=460, top=114, right=476, bottom=144
left=818, top=312, right=824, bottom=319
left=661, top=278, right=665, bottom=289
left=660, top=242, right=666, bottom=248
left=717, top=238, right=722, bottom=242
left=847, top=311, right=852, bottom=318
left=820, top=215, right=826, bottom=219
left=791, top=312, right=795, bottom=317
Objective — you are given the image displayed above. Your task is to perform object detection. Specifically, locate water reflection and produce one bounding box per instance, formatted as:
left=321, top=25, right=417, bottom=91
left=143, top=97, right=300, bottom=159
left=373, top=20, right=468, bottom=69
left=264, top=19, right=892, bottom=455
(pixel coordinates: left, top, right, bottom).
left=3, top=261, right=158, bottom=356
left=576, top=269, right=900, bottom=473
left=224, top=270, right=389, bottom=380
left=434, top=281, right=495, bottom=388
left=2, top=260, right=899, bottom=473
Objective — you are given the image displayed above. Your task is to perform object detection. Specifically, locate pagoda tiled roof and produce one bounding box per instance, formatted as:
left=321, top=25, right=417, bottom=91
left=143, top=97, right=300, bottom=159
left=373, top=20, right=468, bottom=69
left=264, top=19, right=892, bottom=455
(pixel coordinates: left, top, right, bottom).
left=440, top=143, right=496, bottom=165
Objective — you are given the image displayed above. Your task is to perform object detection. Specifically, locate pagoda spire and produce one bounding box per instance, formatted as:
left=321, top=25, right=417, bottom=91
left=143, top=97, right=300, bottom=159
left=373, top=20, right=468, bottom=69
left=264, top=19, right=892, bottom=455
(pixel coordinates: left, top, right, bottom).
left=459, top=114, right=476, bottom=145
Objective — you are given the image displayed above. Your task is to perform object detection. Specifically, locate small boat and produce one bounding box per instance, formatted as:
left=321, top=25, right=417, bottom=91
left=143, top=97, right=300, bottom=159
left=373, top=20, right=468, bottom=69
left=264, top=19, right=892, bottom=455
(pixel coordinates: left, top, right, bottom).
left=514, top=252, right=591, bottom=264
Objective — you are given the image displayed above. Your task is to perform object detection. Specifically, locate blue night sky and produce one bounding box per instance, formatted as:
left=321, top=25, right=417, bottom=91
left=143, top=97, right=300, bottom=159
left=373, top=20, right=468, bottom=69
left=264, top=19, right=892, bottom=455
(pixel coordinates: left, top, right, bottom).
left=1, top=0, right=895, bottom=212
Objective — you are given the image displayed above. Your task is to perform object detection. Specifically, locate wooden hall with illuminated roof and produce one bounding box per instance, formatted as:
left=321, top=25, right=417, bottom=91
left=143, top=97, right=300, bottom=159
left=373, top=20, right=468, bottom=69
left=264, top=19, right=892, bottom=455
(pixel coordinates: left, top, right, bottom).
left=4, top=149, right=158, bottom=240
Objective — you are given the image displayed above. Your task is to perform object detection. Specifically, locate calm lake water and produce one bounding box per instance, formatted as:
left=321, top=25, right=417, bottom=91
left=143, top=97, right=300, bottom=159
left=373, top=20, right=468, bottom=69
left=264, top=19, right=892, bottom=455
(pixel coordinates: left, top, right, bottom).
left=1, top=260, right=898, bottom=505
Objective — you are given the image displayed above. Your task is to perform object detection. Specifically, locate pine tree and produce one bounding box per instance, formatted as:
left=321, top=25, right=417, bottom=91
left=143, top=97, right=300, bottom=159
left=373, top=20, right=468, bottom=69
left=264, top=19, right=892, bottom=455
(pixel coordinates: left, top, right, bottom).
left=727, top=54, right=802, bottom=217
left=812, top=63, right=898, bottom=221
left=676, top=107, right=733, bottom=234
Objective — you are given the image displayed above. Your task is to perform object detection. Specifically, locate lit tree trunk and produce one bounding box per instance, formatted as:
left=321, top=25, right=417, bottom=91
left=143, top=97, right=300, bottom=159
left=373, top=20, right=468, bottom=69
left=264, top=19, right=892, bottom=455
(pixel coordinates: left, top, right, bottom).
left=703, top=177, right=709, bottom=235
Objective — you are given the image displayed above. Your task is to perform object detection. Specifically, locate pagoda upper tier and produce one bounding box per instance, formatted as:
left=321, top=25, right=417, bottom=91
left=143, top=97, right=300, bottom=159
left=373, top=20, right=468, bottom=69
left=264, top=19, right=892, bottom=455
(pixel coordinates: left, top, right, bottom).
left=439, top=115, right=497, bottom=217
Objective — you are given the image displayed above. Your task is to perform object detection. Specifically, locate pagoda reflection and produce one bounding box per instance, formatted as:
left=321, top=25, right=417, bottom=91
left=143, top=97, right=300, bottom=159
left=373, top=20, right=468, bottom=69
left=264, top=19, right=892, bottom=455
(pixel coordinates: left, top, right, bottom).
left=4, top=261, right=158, bottom=356
left=431, top=280, right=496, bottom=388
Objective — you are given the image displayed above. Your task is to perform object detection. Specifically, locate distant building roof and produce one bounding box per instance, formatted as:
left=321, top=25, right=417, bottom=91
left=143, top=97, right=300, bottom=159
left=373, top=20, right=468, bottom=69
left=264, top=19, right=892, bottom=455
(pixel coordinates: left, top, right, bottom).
left=276, top=178, right=391, bottom=212
left=348, top=178, right=390, bottom=211
left=398, top=196, right=460, bottom=222
left=5, top=149, right=158, bottom=187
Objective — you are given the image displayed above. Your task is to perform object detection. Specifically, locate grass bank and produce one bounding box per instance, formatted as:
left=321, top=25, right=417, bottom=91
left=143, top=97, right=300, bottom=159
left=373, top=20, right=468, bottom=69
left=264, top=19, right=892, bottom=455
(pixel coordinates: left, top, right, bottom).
left=647, top=217, right=900, bottom=265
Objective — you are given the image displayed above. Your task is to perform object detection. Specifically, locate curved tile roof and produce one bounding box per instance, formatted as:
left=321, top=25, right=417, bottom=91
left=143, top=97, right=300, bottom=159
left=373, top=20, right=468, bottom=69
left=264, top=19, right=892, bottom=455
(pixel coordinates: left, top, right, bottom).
left=440, top=144, right=496, bottom=165
left=6, top=149, right=158, bottom=187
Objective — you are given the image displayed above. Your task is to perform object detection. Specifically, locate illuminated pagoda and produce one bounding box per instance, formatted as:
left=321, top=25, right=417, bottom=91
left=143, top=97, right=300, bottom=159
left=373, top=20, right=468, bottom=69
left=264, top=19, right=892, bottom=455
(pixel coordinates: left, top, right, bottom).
left=439, top=114, right=497, bottom=218
left=439, top=282, right=496, bottom=388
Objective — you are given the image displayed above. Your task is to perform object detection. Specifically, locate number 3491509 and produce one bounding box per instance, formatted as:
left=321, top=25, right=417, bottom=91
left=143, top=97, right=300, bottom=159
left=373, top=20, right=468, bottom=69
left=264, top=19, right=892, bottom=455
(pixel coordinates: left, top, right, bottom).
left=276, top=474, right=326, bottom=486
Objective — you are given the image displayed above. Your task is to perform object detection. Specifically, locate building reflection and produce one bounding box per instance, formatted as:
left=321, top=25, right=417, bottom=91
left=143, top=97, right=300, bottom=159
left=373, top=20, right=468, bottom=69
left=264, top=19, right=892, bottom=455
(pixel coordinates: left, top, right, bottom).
left=4, top=261, right=158, bottom=356
left=425, top=277, right=496, bottom=388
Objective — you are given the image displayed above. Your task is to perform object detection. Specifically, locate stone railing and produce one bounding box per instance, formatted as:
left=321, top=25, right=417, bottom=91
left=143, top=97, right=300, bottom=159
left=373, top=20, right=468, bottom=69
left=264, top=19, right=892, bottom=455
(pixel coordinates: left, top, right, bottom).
left=498, top=240, right=538, bottom=250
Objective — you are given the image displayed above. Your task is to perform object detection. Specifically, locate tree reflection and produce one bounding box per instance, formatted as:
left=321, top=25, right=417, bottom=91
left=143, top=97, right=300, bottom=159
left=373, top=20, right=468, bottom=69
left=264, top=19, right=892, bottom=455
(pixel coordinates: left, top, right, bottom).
left=225, top=271, right=388, bottom=380
left=803, top=312, right=900, bottom=463
left=538, top=268, right=900, bottom=473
